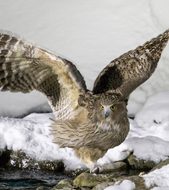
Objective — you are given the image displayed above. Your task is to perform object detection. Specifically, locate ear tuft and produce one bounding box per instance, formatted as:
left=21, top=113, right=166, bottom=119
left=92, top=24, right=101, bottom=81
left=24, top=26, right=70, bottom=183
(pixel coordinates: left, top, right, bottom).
left=78, top=91, right=93, bottom=107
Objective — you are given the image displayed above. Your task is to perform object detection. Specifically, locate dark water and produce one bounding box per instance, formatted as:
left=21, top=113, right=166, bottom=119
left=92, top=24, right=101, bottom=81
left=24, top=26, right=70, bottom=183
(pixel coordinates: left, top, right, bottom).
left=0, top=169, right=68, bottom=190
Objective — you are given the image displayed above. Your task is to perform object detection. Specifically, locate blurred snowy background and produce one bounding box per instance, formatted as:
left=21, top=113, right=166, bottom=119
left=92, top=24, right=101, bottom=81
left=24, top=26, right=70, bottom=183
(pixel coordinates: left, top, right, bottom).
left=0, top=0, right=169, bottom=117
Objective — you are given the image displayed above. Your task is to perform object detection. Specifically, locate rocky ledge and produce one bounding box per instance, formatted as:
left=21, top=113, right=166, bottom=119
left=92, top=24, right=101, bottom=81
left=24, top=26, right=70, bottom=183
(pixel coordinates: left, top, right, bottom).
left=0, top=149, right=169, bottom=189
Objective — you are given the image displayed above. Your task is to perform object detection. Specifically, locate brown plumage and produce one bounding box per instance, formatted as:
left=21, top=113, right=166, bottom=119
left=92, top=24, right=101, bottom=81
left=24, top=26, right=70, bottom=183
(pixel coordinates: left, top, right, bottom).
left=0, top=30, right=168, bottom=171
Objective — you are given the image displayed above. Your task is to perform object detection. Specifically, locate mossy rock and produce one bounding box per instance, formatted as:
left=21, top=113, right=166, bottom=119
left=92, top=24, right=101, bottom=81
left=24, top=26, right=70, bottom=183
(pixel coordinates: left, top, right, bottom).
left=93, top=175, right=148, bottom=190
left=100, top=162, right=127, bottom=173
left=52, top=179, right=73, bottom=189
left=127, top=154, right=155, bottom=170
left=73, top=172, right=115, bottom=188
left=125, top=176, right=148, bottom=190
left=92, top=182, right=115, bottom=190
left=8, top=151, right=64, bottom=172
left=36, top=186, right=45, bottom=190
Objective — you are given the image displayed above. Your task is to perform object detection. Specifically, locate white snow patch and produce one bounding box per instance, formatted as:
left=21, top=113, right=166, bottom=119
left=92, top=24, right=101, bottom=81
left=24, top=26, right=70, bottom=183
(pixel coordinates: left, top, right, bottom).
left=98, top=136, right=169, bottom=166
left=0, top=91, right=51, bottom=117
left=125, top=137, right=169, bottom=163
left=135, top=91, right=169, bottom=129
left=143, top=165, right=169, bottom=189
left=0, top=113, right=85, bottom=170
left=104, top=180, right=135, bottom=190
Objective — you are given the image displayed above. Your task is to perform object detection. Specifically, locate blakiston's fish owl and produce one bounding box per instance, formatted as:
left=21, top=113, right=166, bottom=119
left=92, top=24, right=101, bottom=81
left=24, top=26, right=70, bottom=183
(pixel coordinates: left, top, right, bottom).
left=0, top=30, right=169, bottom=172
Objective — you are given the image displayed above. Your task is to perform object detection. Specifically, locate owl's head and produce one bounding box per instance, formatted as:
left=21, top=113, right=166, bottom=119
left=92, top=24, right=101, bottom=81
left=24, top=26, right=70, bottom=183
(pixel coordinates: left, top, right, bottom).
left=78, top=91, right=127, bottom=121
left=95, top=91, right=127, bottom=121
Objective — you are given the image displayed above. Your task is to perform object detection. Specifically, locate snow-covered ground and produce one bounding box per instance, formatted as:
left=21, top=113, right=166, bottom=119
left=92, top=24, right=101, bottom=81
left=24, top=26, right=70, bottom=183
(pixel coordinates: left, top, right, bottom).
left=0, top=0, right=169, bottom=116
left=0, top=113, right=85, bottom=170
left=1, top=92, right=169, bottom=188
left=144, top=164, right=169, bottom=190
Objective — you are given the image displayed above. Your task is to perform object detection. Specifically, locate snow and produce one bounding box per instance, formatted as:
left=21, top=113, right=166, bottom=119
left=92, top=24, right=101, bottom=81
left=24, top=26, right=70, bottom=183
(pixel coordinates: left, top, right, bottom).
left=143, top=165, right=169, bottom=189
left=98, top=135, right=169, bottom=166
left=0, top=0, right=169, bottom=116
left=0, top=91, right=51, bottom=117
left=0, top=113, right=85, bottom=170
left=104, top=180, right=135, bottom=190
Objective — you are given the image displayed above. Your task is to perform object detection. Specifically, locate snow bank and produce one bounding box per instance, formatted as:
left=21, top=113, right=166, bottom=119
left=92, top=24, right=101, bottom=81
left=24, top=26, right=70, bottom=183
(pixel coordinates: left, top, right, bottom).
left=0, top=0, right=169, bottom=117
left=104, top=180, right=135, bottom=190
left=143, top=165, right=169, bottom=189
left=0, top=91, right=51, bottom=117
left=0, top=113, right=84, bottom=170
left=98, top=136, right=169, bottom=166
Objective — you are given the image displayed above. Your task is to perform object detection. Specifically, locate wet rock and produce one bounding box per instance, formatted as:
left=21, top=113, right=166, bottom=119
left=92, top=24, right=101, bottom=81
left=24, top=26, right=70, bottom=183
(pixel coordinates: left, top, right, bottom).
left=0, top=149, right=11, bottom=167
left=73, top=172, right=115, bottom=188
left=7, top=151, right=64, bottom=172
left=36, top=186, right=45, bottom=190
left=99, top=162, right=127, bottom=173
left=92, top=182, right=114, bottom=190
left=52, top=179, right=75, bottom=190
left=52, top=187, right=74, bottom=190
left=151, top=158, right=169, bottom=171
left=93, top=175, right=147, bottom=190
left=65, top=167, right=88, bottom=177
left=39, top=160, right=64, bottom=172
left=127, top=154, right=155, bottom=170
left=125, top=176, right=147, bottom=190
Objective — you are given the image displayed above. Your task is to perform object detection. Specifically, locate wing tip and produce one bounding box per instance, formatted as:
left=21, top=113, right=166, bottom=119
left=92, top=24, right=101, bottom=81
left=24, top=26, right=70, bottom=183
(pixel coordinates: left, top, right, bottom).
left=0, top=29, right=22, bottom=40
left=137, top=28, right=169, bottom=63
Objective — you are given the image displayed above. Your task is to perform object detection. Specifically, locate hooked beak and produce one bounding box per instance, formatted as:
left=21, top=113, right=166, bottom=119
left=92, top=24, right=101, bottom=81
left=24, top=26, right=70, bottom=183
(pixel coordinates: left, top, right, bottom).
left=104, top=109, right=110, bottom=118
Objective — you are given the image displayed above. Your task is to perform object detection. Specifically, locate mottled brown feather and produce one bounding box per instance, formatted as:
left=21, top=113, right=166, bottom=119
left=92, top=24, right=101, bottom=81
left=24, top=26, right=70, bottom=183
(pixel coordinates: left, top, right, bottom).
left=0, top=32, right=87, bottom=119
left=93, top=29, right=169, bottom=97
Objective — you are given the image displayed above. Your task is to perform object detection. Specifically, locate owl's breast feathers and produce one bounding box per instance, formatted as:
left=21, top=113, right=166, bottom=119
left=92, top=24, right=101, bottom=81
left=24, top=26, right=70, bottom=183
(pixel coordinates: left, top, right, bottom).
left=52, top=107, right=129, bottom=151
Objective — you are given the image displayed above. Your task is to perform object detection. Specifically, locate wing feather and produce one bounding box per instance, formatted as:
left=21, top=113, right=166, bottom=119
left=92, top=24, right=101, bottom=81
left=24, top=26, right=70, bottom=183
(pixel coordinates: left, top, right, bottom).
left=93, top=29, right=169, bottom=97
left=0, top=32, right=87, bottom=119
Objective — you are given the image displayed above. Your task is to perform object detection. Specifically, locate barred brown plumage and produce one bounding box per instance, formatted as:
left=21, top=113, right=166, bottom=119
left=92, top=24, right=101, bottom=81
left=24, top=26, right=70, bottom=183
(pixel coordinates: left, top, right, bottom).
left=0, top=29, right=168, bottom=172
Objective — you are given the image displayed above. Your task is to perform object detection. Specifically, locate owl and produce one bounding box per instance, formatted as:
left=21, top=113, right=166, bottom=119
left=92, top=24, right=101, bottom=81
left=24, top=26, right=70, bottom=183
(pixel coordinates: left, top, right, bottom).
left=0, top=29, right=168, bottom=172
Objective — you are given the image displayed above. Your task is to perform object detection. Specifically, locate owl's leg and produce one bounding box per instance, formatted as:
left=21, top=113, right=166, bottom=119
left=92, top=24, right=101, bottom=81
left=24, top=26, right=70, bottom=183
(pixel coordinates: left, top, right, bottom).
left=74, top=147, right=106, bottom=174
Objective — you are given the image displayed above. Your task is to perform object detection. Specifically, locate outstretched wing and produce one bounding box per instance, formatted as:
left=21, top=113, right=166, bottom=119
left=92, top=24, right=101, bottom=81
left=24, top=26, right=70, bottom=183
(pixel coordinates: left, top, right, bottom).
left=0, top=32, right=87, bottom=119
left=93, top=29, right=169, bottom=97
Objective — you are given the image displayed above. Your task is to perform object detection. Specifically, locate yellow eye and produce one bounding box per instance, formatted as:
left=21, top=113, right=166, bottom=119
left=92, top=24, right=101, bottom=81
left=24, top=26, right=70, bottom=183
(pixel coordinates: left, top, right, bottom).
left=110, top=105, right=116, bottom=111
left=100, top=105, right=104, bottom=110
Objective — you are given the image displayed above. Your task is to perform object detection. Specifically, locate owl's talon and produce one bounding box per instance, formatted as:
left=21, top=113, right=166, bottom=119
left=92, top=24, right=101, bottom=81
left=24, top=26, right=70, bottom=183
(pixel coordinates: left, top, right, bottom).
left=90, top=165, right=100, bottom=174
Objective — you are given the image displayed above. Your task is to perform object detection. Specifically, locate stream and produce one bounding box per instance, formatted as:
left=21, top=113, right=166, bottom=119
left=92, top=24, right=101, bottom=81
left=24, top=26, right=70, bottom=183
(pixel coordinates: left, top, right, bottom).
left=0, top=169, right=69, bottom=190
